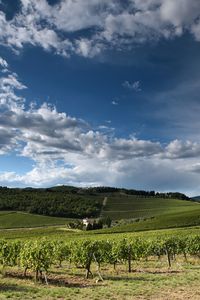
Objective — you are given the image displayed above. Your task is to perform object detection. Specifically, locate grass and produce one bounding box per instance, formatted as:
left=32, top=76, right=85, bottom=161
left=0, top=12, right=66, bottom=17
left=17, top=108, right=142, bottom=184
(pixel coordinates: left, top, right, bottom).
left=99, top=205, right=200, bottom=233
left=0, top=256, right=200, bottom=299
left=0, top=195, right=199, bottom=233
left=0, top=211, right=74, bottom=229
left=0, top=194, right=200, bottom=299
left=1, top=221, right=200, bottom=241
left=102, top=194, right=199, bottom=220
left=0, top=205, right=200, bottom=299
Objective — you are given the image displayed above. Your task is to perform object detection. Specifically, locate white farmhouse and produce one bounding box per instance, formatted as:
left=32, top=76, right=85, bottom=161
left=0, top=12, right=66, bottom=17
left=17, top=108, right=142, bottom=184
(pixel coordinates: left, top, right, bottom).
left=82, top=218, right=90, bottom=227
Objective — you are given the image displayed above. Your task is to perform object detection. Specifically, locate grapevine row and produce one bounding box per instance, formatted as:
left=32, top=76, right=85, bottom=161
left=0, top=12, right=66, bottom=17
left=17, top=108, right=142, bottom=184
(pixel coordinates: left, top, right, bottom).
left=0, top=235, right=199, bottom=282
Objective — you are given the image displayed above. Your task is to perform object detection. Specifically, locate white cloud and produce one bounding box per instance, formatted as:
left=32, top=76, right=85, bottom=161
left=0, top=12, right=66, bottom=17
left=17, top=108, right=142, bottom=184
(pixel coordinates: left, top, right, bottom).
left=191, top=20, right=200, bottom=41
left=0, top=1, right=200, bottom=58
left=0, top=69, right=26, bottom=111
left=0, top=74, right=27, bottom=91
left=2, top=62, right=200, bottom=194
left=0, top=57, right=8, bottom=69
left=164, top=140, right=200, bottom=159
left=75, top=38, right=103, bottom=58
left=160, top=0, right=200, bottom=27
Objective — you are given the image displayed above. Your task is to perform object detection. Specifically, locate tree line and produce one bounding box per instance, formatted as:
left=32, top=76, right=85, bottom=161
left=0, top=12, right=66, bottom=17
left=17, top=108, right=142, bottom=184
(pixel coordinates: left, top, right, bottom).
left=0, top=187, right=101, bottom=218
left=0, top=185, right=189, bottom=219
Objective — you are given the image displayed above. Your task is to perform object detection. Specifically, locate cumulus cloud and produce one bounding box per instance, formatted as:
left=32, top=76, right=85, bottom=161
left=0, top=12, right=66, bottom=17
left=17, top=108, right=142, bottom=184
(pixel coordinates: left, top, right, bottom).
left=0, top=57, right=8, bottom=69
left=164, top=140, right=200, bottom=159
left=0, top=128, right=17, bottom=155
left=1, top=59, right=200, bottom=194
left=0, top=68, right=26, bottom=111
left=0, top=0, right=200, bottom=57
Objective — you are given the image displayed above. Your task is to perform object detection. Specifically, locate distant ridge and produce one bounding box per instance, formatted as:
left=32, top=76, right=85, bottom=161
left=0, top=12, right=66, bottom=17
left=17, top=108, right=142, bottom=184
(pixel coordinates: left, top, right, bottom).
left=0, top=185, right=194, bottom=220
left=192, top=196, right=200, bottom=202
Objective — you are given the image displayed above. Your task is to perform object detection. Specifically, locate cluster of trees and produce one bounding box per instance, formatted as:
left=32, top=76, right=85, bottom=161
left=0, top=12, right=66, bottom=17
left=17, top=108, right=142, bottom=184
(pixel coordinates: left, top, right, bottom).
left=0, top=187, right=101, bottom=218
left=122, top=189, right=189, bottom=199
left=0, top=235, right=199, bottom=282
left=68, top=216, right=112, bottom=230
left=0, top=185, right=189, bottom=219
left=76, top=186, right=189, bottom=200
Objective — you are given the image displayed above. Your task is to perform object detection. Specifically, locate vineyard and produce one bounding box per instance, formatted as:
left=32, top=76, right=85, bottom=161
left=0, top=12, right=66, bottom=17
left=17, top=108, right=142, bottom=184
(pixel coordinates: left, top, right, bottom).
left=0, top=235, right=200, bottom=282
left=0, top=190, right=200, bottom=299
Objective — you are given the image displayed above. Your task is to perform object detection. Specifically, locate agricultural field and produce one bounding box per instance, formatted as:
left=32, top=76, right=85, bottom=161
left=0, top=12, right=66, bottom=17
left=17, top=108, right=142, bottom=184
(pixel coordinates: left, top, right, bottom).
left=101, top=194, right=199, bottom=220
left=0, top=191, right=200, bottom=299
left=0, top=234, right=200, bottom=299
left=0, top=211, right=73, bottom=229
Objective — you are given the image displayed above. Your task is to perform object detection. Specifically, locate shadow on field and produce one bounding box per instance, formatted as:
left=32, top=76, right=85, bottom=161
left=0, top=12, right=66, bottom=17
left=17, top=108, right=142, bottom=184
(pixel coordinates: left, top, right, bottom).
left=104, top=269, right=182, bottom=282
left=4, top=271, right=103, bottom=289
left=134, top=269, right=182, bottom=274
left=0, top=283, right=33, bottom=292
left=104, top=275, right=151, bottom=282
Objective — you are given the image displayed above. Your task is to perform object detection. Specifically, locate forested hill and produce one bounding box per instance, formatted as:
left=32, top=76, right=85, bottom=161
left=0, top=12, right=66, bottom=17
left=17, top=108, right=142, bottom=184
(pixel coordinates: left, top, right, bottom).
left=0, top=185, right=190, bottom=219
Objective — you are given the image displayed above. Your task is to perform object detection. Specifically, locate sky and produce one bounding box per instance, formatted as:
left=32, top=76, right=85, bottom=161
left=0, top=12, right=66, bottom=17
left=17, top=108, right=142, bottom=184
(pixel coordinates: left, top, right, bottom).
left=1, top=1, right=200, bottom=196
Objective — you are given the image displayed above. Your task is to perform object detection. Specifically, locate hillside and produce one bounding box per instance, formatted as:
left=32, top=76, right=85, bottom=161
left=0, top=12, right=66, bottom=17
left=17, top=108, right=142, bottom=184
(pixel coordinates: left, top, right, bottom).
left=0, top=185, right=199, bottom=232
left=0, top=211, right=72, bottom=229
left=192, top=196, right=200, bottom=201
left=0, top=185, right=194, bottom=221
left=0, top=186, right=103, bottom=218
left=101, top=193, right=197, bottom=220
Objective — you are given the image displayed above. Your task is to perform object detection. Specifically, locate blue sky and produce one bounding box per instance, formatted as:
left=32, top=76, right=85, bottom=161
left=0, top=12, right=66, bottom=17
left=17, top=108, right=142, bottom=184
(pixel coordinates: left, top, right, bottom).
left=1, top=0, right=200, bottom=195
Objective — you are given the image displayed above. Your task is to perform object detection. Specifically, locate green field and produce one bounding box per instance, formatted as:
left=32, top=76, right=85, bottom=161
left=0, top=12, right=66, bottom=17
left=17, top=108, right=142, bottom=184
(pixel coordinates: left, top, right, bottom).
left=0, top=211, right=73, bottom=229
left=100, top=205, right=200, bottom=233
left=102, top=194, right=199, bottom=219
left=0, top=259, right=200, bottom=300
left=0, top=226, right=200, bottom=300
left=0, top=195, right=200, bottom=233
left=0, top=194, right=200, bottom=299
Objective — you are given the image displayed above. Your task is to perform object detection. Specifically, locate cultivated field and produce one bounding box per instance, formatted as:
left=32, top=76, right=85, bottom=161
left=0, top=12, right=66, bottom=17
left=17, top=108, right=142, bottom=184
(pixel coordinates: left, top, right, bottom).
left=0, top=192, right=200, bottom=299
left=0, top=211, right=72, bottom=229
left=102, top=194, right=199, bottom=219
left=0, top=229, right=200, bottom=300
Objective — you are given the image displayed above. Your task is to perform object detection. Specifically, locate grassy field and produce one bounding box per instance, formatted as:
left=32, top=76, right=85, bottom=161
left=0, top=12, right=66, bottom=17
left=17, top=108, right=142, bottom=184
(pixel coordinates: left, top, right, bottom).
left=0, top=211, right=73, bottom=229
left=0, top=225, right=200, bottom=299
left=0, top=195, right=199, bottom=232
left=0, top=195, right=200, bottom=299
left=0, top=198, right=200, bottom=239
left=0, top=222, right=200, bottom=241
left=0, top=254, right=200, bottom=299
left=100, top=205, right=200, bottom=233
left=102, top=194, right=199, bottom=220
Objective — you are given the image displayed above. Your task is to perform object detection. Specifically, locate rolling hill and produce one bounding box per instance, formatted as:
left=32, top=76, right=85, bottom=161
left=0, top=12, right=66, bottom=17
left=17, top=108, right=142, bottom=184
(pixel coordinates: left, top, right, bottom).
left=0, top=185, right=199, bottom=231
left=0, top=211, right=72, bottom=229
left=101, top=193, right=198, bottom=220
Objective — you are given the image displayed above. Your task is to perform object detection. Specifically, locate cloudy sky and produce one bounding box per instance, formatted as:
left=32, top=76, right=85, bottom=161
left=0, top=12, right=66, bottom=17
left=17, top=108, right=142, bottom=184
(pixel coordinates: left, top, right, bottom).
left=1, top=0, right=200, bottom=195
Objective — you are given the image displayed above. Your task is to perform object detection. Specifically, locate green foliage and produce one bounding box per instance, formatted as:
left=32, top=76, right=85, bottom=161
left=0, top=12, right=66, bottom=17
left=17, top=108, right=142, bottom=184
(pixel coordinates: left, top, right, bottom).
left=20, top=240, right=54, bottom=280
left=0, top=185, right=191, bottom=221
left=0, top=240, right=21, bottom=267
left=52, top=241, right=70, bottom=266
left=1, top=234, right=200, bottom=282
left=188, top=235, right=200, bottom=257
left=0, top=187, right=102, bottom=218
